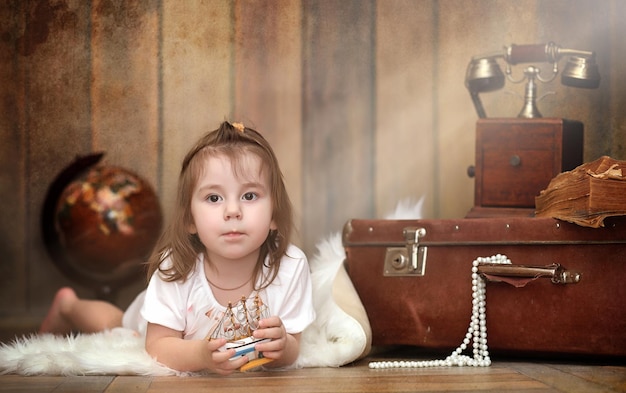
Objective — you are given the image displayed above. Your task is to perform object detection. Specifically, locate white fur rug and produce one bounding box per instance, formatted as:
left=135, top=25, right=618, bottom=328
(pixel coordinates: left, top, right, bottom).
left=0, top=199, right=423, bottom=376
left=0, top=328, right=179, bottom=376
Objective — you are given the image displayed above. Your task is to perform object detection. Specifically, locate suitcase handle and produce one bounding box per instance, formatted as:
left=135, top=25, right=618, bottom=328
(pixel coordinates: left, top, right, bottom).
left=478, top=263, right=581, bottom=285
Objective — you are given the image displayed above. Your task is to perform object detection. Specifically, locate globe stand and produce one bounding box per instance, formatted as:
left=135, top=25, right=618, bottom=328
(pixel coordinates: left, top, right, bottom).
left=41, top=153, right=162, bottom=304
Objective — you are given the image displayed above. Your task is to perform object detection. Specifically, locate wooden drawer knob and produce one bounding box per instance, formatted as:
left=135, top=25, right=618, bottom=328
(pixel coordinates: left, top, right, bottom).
left=467, top=165, right=475, bottom=178
left=509, top=154, right=521, bottom=167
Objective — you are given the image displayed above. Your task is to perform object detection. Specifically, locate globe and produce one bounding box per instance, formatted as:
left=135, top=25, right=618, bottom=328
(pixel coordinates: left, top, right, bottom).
left=42, top=153, right=162, bottom=293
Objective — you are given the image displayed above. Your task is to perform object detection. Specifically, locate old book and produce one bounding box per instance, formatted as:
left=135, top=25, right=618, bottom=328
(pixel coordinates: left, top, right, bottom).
left=535, top=156, right=626, bottom=227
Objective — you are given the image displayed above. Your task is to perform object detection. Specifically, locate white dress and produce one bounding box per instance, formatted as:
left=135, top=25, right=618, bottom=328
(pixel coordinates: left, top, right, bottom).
left=122, top=244, right=315, bottom=340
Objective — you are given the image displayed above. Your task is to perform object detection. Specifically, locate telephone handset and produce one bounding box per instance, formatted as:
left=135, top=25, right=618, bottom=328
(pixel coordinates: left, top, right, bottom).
left=465, top=42, right=600, bottom=118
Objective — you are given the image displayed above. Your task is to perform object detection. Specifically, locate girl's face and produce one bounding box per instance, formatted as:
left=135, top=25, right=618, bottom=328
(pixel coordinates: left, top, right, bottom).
left=189, top=153, right=277, bottom=264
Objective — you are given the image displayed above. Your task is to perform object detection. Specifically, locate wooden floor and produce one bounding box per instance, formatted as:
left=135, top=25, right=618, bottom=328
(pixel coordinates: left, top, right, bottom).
left=1, top=348, right=624, bottom=393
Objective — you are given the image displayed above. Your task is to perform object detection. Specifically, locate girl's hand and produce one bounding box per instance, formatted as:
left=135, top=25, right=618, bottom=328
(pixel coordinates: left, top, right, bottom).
left=252, top=316, right=301, bottom=367
left=145, top=323, right=249, bottom=374
left=206, top=338, right=249, bottom=375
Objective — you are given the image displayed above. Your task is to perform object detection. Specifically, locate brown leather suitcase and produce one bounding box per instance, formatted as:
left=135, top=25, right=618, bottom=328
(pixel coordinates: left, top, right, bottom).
left=343, top=216, right=626, bottom=358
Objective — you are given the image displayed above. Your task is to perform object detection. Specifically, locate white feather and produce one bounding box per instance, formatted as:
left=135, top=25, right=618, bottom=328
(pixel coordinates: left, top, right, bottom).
left=295, top=232, right=364, bottom=367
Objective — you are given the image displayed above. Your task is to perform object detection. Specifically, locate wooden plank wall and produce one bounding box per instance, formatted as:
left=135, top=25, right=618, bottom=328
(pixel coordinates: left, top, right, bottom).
left=1, top=0, right=625, bottom=325
left=301, top=1, right=377, bottom=253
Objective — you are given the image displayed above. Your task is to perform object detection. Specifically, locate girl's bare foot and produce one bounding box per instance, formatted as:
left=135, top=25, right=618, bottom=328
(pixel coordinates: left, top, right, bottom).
left=39, top=287, right=77, bottom=334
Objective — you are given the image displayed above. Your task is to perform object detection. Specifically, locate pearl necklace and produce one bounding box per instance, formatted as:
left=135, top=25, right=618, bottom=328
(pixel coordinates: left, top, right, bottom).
left=368, top=254, right=511, bottom=369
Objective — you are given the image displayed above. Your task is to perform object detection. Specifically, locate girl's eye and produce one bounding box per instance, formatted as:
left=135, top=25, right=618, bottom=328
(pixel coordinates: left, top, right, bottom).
left=207, top=194, right=221, bottom=203
left=242, top=192, right=257, bottom=201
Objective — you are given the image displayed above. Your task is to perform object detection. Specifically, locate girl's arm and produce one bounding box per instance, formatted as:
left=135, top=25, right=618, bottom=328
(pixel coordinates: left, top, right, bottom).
left=252, top=316, right=301, bottom=368
left=145, top=322, right=249, bottom=374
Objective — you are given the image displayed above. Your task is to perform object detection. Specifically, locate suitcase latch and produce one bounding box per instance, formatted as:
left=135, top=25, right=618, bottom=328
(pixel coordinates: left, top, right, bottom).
left=384, top=227, right=427, bottom=276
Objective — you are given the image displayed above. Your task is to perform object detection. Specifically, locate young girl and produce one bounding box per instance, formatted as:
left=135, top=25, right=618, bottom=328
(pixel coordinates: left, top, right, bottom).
left=40, top=121, right=316, bottom=374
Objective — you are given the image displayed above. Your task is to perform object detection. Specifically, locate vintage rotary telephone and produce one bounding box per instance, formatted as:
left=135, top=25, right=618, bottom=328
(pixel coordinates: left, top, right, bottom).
left=465, top=42, right=600, bottom=118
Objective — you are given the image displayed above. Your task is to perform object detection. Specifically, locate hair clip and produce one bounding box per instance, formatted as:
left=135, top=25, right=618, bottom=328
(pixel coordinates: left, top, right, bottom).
left=232, top=122, right=245, bottom=133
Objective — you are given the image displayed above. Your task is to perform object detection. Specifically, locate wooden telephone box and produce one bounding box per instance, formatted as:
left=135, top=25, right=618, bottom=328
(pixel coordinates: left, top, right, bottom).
left=467, top=118, right=583, bottom=217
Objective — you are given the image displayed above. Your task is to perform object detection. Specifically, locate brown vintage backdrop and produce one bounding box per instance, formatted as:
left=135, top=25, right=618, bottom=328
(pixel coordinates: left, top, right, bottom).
left=1, top=0, right=625, bottom=330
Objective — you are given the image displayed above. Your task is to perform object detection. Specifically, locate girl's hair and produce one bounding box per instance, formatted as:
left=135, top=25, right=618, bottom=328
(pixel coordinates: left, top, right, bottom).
left=146, top=121, right=294, bottom=290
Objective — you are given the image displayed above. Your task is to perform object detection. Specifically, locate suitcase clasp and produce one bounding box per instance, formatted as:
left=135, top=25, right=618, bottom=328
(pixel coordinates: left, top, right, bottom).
left=384, top=227, right=427, bottom=276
